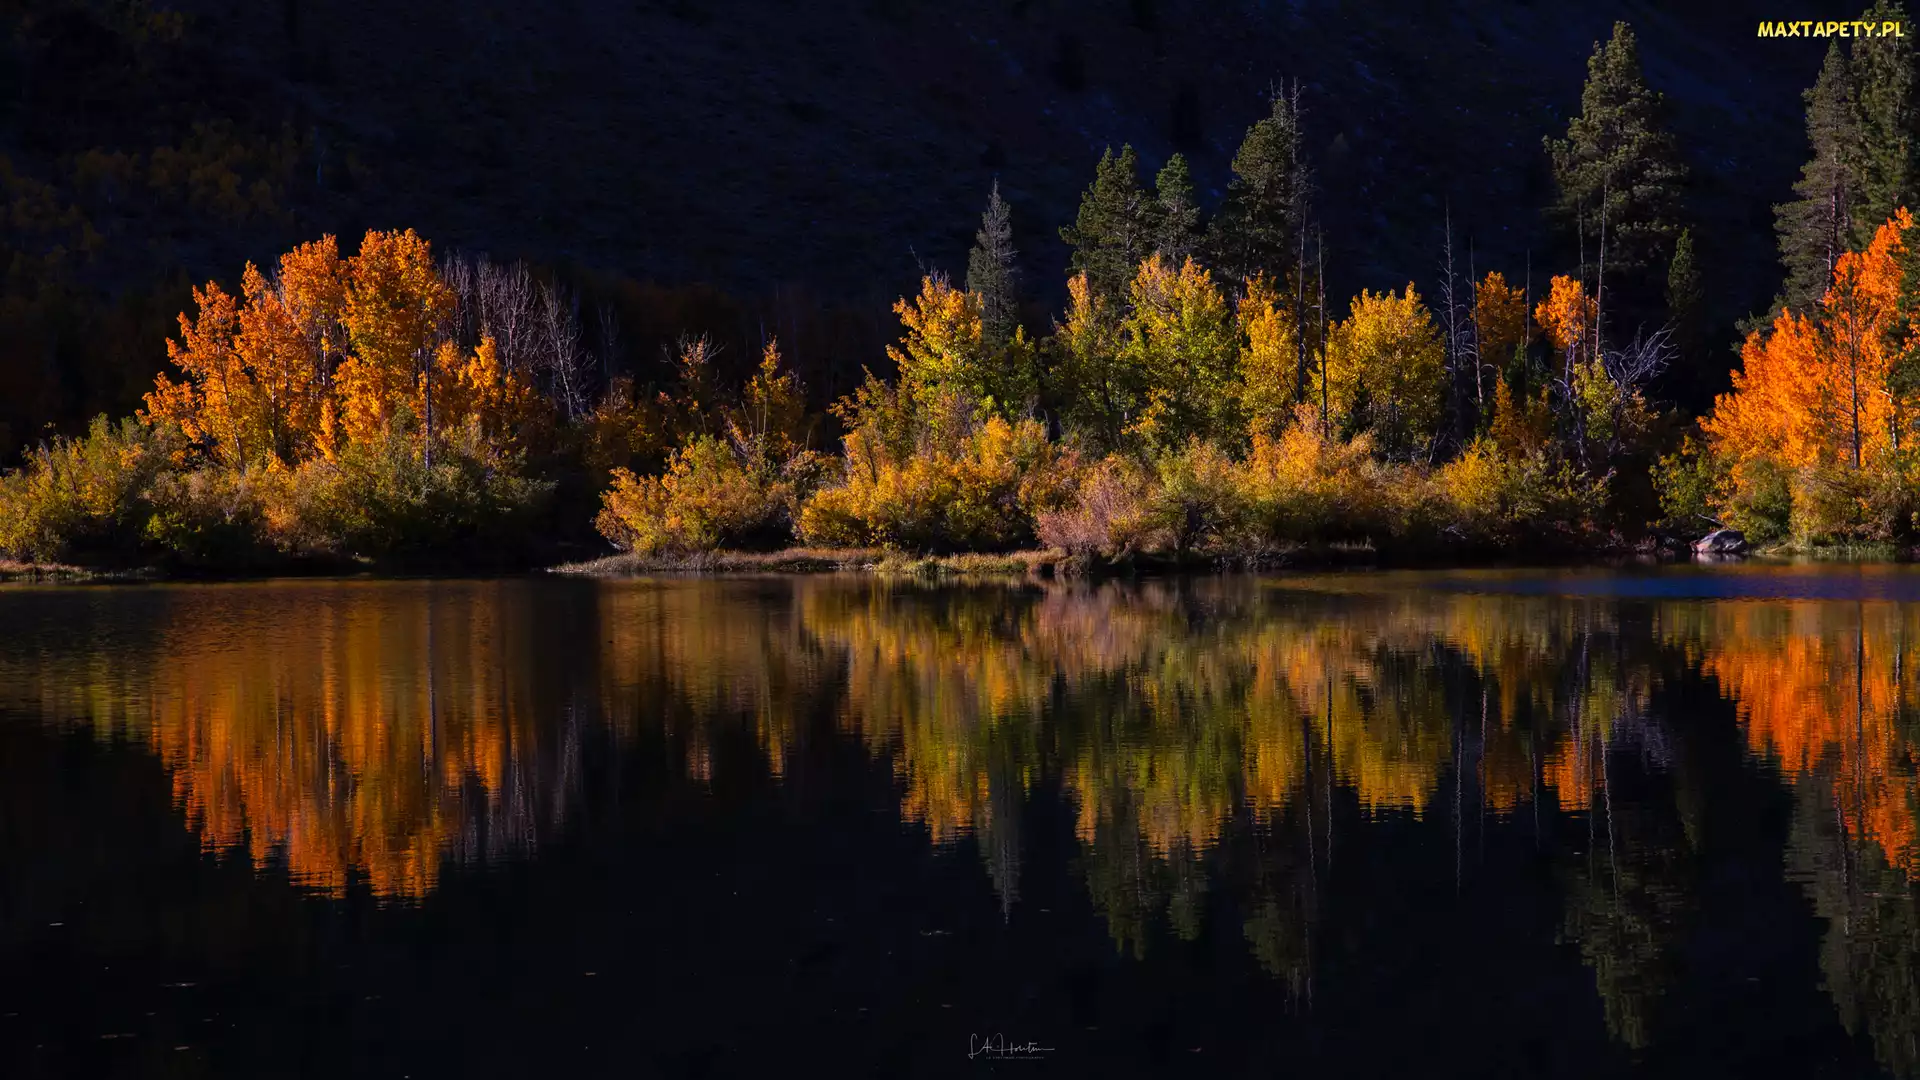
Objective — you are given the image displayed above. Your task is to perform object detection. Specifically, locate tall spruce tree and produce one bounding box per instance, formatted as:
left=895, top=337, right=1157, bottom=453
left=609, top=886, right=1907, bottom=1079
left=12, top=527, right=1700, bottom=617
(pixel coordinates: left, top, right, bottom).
left=1152, top=153, right=1202, bottom=264
left=1849, top=0, right=1917, bottom=248
left=966, top=180, right=1020, bottom=348
left=1666, top=227, right=1703, bottom=371
left=1207, top=83, right=1311, bottom=285
left=1775, top=40, right=1860, bottom=315
left=1546, top=21, right=1686, bottom=283
left=1060, top=145, right=1155, bottom=304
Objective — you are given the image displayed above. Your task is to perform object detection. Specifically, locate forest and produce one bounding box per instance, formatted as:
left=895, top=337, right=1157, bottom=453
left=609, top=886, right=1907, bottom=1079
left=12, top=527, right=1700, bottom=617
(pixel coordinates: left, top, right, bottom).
left=4, top=8, right=1920, bottom=570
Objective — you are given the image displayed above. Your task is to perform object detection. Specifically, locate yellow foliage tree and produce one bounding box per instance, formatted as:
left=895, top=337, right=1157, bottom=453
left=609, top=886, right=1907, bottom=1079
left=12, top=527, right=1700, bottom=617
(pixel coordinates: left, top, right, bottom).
left=1118, top=253, right=1241, bottom=451
left=1237, top=272, right=1304, bottom=439
left=1324, top=284, right=1445, bottom=458
left=887, top=275, right=990, bottom=412
left=444, top=335, right=546, bottom=453
left=146, top=229, right=547, bottom=471
left=1490, top=377, right=1553, bottom=457
left=1056, top=271, right=1139, bottom=450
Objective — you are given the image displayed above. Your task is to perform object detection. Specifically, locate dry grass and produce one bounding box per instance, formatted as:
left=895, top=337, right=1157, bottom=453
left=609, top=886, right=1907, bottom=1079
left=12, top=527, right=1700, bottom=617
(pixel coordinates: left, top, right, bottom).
left=551, top=547, right=1078, bottom=579
left=550, top=548, right=893, bottom=576
left=0, top=559, right=152, bottom=583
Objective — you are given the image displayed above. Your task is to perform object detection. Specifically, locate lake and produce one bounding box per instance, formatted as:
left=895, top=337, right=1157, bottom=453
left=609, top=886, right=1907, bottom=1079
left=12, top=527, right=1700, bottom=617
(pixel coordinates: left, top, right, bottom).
left=2, top=567, right=1918, bottom=1077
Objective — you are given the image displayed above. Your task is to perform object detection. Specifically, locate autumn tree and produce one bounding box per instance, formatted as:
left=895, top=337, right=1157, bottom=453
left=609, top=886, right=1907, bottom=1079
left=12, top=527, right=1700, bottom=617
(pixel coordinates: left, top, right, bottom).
left=147, top=236, right=345, bottom=469
left=726, top=338, right=812, bottom=464
left=966, top=180, right=1020, bottom=349
left=887, top=274, right=1035, bottom=422
left=1237, top=273, right=1303, bottom=438
left=1546, top=22, right=1686, bottom=289
left=334, top=228, right=457, bottom=455
left=1821, top=219, right=1905, bottom=471
left=1061, top=145, right=1155, bottom=305
left=1208, top=83, right=1311, bottom=286
left=1117, top=254, right=1242, bottom=451
left=1055, top=271, right=1141, bottom=451
left=1324, top=284, right=1446, bottom=458
left=1535, top=274, right=1599, bottom=386
left=1704, top=210, right=1915, bottom=539
left=145, top=227, right=560, bottom=477
left=1473, top=271, right=1529, bottom=410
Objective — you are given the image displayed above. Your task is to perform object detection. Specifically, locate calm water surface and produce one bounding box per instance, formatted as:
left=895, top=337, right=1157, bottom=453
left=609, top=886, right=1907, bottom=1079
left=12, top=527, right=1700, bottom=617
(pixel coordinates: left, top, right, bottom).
left=2, top=567, right=1919, bottom=1077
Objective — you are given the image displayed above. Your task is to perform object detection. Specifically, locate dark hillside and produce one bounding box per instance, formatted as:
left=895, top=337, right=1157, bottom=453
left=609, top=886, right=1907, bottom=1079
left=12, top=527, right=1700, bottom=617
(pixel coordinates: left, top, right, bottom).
left=0, top=0, right=1859, bottom=454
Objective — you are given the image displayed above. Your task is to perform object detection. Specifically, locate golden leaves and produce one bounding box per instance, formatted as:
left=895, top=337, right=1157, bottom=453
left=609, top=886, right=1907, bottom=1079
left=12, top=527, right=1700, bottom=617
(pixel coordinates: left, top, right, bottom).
left=145, top=229, right=547, bottom=471
left=1325, top=283, right=1445, bottom=456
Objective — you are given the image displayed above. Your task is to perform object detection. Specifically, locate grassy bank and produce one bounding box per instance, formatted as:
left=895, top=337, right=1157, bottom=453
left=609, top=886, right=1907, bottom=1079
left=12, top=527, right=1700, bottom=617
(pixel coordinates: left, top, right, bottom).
left=0, top=559, right=158, bottom=583
left=546, top=541, right=1550, bottom=579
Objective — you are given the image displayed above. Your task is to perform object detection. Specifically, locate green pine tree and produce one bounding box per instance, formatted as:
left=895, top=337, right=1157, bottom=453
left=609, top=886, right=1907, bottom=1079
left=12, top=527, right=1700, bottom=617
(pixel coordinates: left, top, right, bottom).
left=1848, top=0, right=1917, bottom=248
left=1883, top=211, right=1920, bottom=449
left=1545, top=21, right=1687, bottom=278
left=1060, top=145, right=1154, bottom=304
left=1775, top=40, right=1861, bottom=316
left=1152, top=153, right=1202, bottom=265
left=1207, top=85, right=1311, bottom=284
left=1666, top=226, right=1703, bottom=368
left=966, top=180, right=1020, bottom=349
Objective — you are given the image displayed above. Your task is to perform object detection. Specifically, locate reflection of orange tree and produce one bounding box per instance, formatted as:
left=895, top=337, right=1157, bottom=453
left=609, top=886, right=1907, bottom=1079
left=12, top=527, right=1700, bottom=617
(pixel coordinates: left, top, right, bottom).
left=1668, top=600, right=1920, bottom=878
left=0, top=583, right=583, bottom=900
left=1669, top=599, right=1920, bottom=1077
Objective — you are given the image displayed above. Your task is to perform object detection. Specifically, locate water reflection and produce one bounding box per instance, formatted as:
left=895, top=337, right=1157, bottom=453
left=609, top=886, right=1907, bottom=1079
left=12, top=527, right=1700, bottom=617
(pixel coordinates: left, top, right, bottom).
left=0, top=582, right=592, bottom=898
left=1, top=574, right=1918, bottom=1073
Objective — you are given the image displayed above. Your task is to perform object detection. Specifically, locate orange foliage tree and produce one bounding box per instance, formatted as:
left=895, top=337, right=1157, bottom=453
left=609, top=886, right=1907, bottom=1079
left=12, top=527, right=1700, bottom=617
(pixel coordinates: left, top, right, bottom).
left=1701, top=209, right=1916, bottom=539
left=1533, top=274, right=1597, bottom=379
left=145, top=229, right=546, bottom=470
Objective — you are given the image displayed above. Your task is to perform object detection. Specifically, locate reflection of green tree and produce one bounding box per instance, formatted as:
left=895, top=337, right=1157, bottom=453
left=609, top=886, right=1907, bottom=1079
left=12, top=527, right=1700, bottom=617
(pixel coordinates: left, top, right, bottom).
left=1073, top=783, right=1177, bottom=960
left=1541, top=626, right=1695, bottom=1053
left=1237, top=777, right=1324, bottom=1000
left=1554, top=765, right=1694, bottom=1050
left=981, top=729, right=1032, bottom=918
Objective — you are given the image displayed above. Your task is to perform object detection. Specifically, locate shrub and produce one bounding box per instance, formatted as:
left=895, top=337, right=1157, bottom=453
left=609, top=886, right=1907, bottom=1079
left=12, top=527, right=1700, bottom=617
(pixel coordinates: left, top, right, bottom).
left=143, top=466, right=272, bottom=565
left=1146, top=440, right=1244, bottom=554
left=1716, top=458, right=1793, bottom=545
left=1236, top=408, right=1399, bottom=546
left=1864, top=453, right=1920, bottom=543
left=1651, top=435, right=1722, bottom=535
left=1436, top=439, right=1604, bottom=547
left=595, top=433, right=806, bottom=555
left=1034, top=454, right=1155, bottom=557
left=302, top=421, right=552, bottom=558
left=798, top=416, right=1064, bottom=551
left=1788, top=462, right=1869, bottom=546
left=0, top=416, right=173, bottom=563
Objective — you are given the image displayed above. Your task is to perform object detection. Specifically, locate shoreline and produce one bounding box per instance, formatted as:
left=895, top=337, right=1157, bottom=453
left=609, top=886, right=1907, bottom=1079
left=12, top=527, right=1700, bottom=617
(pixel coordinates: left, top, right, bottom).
left=547, top=542, right=1640, bottom=579
left=9, top=542, right=1916, bottom=587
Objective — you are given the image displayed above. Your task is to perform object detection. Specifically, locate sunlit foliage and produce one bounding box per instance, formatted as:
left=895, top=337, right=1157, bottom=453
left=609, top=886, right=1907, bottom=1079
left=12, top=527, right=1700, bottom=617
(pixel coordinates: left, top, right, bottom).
left=1700, top=209, right=1920, bottom=542
left=1324, top=284, right=1446, bottom=458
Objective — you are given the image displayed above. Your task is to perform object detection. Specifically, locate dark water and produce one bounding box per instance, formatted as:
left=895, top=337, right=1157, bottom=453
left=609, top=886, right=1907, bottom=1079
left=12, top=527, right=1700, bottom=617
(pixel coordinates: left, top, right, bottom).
left=2, top=568, right=1919, bottom=1078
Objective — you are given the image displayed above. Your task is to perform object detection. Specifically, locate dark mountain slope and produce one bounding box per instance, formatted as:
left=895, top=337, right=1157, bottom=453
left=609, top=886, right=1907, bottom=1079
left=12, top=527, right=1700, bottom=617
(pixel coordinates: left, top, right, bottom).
left=0, top=0, right=1862, bottom=451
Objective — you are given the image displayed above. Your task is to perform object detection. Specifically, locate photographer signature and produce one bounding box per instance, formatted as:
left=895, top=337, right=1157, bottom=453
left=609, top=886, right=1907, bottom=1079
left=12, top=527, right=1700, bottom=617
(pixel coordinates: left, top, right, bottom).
left=968, top=1032, right=1053, bottom=1060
